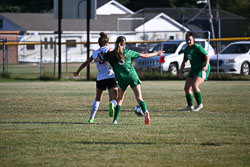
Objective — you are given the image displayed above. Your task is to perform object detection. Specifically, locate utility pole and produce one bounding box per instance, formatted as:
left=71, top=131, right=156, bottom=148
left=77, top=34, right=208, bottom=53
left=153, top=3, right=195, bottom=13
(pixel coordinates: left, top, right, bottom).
left=197, top=0, right=215, bottom=38
left=207, top=0, right=215, bottom=38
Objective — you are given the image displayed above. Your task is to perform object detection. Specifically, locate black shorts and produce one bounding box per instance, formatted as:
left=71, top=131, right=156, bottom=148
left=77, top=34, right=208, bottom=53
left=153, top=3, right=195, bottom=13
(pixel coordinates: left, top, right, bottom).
left=96, top=78, right=117, bottom=90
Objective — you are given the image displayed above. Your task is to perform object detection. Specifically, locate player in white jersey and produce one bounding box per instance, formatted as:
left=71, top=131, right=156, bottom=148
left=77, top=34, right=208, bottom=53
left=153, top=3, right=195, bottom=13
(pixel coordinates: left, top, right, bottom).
left=73, top=32, right=117, bottom=123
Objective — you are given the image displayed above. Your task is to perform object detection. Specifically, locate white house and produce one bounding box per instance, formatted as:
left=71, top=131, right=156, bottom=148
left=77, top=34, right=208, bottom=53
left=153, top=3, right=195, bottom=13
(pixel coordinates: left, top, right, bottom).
left=0, top=0, right=189, bottom=63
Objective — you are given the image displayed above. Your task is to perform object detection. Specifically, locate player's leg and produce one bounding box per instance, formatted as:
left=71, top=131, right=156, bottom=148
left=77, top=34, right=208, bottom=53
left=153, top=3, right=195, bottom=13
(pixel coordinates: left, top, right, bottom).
left=192, top=76, right=205, bottom=111
left=107, top=78, right=118, bottom=117
left=88, top=88, right=104, bottom=123
left=112, top=88, right=125, bottom=124
left=179, top=77, right=194, bottom=111
left=132, top=84, right=146, bottom=112
left=132, top=84, right=150, bottom=125
left=192, top=67, right=210, bottom=111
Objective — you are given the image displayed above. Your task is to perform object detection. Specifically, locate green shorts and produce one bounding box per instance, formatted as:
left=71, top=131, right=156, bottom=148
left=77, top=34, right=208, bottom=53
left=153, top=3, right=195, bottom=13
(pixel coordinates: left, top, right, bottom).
left=117, top=73, right=142, bottom=91
left=187, top=65, right=210, bottom=81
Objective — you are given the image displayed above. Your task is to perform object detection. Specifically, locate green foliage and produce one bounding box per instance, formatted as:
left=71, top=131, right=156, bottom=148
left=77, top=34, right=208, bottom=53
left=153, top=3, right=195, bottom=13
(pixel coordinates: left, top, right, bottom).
left=0, top=0, right=249, bottom=18
left=214, top=0, right=250, bottom=18
left=0, top=72, right=11, bottom=79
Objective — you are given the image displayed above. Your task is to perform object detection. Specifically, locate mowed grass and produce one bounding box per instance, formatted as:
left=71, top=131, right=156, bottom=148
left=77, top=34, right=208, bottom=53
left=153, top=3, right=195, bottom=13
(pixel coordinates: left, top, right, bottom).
left=0, top=81, right=250, bottom=167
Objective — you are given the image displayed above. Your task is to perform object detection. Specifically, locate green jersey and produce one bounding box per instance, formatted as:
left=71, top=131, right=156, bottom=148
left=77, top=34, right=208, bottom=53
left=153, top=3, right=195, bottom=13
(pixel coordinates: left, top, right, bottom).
left=103, top=49, right=141, bottom=90
left=184, top=43, right=208, bottom=72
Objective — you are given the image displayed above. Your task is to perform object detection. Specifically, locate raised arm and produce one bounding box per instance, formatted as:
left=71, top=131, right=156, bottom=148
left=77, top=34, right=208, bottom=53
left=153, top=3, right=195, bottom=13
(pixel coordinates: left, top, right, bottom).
left=139, top=50, right=163, bottom=58
left=73, top=56, right=94, bottom=76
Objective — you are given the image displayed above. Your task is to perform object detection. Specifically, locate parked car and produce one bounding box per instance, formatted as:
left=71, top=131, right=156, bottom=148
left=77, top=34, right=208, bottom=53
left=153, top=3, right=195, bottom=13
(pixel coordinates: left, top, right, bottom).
left=210, top=41, right=250, bottom=76
left=135, top=39, right=215, bottom=75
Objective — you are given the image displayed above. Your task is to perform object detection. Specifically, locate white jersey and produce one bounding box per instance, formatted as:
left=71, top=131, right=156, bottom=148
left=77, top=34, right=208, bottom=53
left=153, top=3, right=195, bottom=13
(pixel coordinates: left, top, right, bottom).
left=92, top=46, right=115, bottom=81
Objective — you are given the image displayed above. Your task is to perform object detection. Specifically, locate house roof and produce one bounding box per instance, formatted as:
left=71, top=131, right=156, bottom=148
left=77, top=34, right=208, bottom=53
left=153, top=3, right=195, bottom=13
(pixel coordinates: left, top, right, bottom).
left=0, top=13, right=129, bottom=32
left=97, top=0, right=134, bottom=15
left=134, top=8, right=246, bottom=21
left=134, top=13, right=189, bottom=32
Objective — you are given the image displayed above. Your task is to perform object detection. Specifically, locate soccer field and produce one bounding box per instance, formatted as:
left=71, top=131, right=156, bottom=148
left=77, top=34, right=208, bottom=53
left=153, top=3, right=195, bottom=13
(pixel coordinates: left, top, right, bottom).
left=0, top=81, right=250, bottom=166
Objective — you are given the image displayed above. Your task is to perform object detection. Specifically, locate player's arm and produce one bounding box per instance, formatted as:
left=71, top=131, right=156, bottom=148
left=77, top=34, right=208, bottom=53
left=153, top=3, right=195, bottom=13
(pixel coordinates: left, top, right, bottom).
left=179, top=59, right=188, bottom=79
left=73, top=56, right=94, bottom=76
left=198, top=45, right=209, bottom=71
left=139, top=50, right=163, bottom=58
left=203, top=54, right=209, bottom=71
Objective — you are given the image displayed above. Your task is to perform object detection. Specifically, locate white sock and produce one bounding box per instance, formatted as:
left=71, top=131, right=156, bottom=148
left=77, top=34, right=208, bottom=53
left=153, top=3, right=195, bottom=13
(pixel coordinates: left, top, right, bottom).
left=110, top=100, right=117, bottom=107
left=89, top=100, right=100, bottom=119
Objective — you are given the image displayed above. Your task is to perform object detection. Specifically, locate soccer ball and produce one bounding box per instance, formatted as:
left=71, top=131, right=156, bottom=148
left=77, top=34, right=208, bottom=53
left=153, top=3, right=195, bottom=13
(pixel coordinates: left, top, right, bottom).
left=134, top=105, right=144, bottom=117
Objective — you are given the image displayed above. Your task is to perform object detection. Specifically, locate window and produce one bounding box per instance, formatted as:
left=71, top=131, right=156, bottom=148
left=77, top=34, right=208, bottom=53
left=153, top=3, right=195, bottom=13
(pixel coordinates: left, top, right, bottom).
left=50, top=37, right=54, bottom=49
left=195, top=41, right=205, bottom=48
left=166, top=34, right=176, bottom=40
left=66, top=40, right=76, bottom=48
left=44, top=37, right=48, bottom=49
left=27, top=44, right=35, bottom=50
left=221, top=44, right=250, bottom=54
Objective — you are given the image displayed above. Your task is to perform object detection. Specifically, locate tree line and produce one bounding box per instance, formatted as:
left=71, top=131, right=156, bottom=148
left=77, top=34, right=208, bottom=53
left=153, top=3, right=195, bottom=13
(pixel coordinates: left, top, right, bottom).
left=0, top=0, right=249, bottom=18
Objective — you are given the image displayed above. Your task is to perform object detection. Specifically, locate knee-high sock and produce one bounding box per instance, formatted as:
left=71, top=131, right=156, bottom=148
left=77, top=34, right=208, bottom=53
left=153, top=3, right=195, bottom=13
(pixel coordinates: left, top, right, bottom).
left=139, top=101, right=148, bottom=113
left=194, top=92, right=202, bottom=105
left=89, top=100, right=100, bottom=119
left=186, top=94, right=193, bottom=106
left=113, top=105, right=121, bottom=121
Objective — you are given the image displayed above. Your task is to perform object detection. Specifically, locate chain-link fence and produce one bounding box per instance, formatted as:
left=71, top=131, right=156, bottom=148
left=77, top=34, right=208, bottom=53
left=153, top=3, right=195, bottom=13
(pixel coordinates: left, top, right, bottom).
left=1, top=33, right=250, bottom=79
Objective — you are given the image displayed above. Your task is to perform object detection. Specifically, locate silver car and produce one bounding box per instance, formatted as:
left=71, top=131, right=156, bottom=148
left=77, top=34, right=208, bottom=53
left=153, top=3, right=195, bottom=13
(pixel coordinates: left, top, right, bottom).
left=135, top=39, right=214, bottom=75
left=210, top=41, right=250, bottom=76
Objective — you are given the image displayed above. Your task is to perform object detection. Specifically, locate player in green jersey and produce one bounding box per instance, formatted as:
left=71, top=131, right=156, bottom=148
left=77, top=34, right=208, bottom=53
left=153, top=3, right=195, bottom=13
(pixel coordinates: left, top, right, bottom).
left=179, top=32, right=210, bottom=112
left=96, top=36, right=163, bottom=125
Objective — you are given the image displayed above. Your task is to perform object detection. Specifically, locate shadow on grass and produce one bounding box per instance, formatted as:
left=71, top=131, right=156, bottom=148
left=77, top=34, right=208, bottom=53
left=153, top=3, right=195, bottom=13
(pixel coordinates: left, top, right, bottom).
left=0, top=121, right=88, bottom=125
left=73, top=141, right=155, bottom=145
left=0, top=121, right=138, bottom=126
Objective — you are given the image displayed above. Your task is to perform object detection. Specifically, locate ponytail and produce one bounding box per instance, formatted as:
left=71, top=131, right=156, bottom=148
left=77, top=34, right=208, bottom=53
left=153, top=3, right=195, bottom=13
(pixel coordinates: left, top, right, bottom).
left=107, top=36, right=126, bottom=62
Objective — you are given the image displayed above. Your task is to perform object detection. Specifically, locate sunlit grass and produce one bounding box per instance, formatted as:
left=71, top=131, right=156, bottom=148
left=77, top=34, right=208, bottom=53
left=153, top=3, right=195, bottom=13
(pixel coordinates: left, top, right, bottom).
left=0, top=81, right=250, bottom=166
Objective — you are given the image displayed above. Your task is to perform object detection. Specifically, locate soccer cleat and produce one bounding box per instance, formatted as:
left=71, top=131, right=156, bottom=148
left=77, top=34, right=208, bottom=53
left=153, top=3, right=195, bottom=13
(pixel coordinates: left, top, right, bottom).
left=88, top=118, right=94, bottom=123
left=109, top=102, right=115, bottom=117
left=193, top=103, right=203, bottom=112
left=178, top=106, right=194, bottom=111
left=144, top=111, right=150, bottom=125
left=112, top=120, right=117, bottom=124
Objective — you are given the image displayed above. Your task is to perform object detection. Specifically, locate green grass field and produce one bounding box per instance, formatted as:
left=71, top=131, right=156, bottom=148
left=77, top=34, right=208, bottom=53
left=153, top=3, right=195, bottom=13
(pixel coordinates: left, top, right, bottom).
left=0, top=81, right=250, bottom=167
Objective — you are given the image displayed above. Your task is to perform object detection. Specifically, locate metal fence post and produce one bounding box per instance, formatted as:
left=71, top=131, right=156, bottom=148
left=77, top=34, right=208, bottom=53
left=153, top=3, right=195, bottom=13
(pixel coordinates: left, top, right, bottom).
left=54, top=41, right=57, bottom=77
left=216, top=41, right=219, bottom=75
left=2, top=39, right=6, bottom=77
left=65, top=46, right=68, bottom=73
left=6, top=46, right=8, bottom=73
left=40, top=40, right=43, bottom=77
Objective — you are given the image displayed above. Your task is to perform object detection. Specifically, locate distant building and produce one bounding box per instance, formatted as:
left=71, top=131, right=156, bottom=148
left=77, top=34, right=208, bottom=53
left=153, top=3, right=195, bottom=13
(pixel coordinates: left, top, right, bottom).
left=0, top=0, right=249, bottom=63
left=0, top=31, right=19, bottom=64
left=134, top=7, right=250, bottom=38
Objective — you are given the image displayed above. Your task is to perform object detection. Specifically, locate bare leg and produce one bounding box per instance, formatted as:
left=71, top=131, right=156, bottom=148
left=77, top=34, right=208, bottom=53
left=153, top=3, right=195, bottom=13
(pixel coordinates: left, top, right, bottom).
left=192, top=76, right=204, bottom=93
left=132, top=84, right=143, bottom=103
left=184, top=78, right=193, bottom=95
left=108, top=86, right=118, bottom=101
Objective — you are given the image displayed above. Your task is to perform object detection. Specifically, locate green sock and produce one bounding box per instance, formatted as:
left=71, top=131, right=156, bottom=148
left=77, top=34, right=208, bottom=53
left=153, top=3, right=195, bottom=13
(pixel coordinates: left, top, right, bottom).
left=194, top=92, right=202, bottom=105
left=114, top=105, right=121, bottom=121
left=186, top=94, right=193, bottom=106
left=139, top=101, right=148, bottom=113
